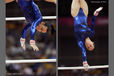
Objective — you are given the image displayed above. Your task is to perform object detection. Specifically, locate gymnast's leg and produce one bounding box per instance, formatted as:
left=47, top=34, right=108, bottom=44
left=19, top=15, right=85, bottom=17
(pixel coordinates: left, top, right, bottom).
left=80, top=0, right=88, bottom=16
left=30, top=17, right=42, bottom=51
left=71, top=0, right=80, bottom=17
left=20, top=23, right=31, bottom=50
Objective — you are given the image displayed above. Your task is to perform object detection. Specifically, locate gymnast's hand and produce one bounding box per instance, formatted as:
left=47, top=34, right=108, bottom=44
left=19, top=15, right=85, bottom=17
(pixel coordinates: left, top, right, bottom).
left=94, top=7, right=103, bottom=16
left=83, top=61, right=89, bottom=71
left=20, top=38, right=26, bottom=51
left=30, top=40, right=39, bottom=51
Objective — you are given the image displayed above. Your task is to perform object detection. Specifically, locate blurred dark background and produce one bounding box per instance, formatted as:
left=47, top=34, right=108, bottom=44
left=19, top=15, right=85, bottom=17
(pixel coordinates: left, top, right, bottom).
left=6, top=63, right=56, bottom=76
left=58, top=0, right=108, bottom=67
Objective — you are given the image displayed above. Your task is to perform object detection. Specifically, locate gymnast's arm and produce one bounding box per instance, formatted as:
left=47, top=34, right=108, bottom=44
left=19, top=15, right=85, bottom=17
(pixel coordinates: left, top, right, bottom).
left=91, top=7, right=103, bottom=31
left=77, top=40, right=87, bottom=62
left=90, top=16, right=96, bottom=31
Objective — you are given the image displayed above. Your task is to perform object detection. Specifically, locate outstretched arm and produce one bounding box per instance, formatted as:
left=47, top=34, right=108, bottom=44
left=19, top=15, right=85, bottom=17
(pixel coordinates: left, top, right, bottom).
left=91, top=7, right=103, bottom=31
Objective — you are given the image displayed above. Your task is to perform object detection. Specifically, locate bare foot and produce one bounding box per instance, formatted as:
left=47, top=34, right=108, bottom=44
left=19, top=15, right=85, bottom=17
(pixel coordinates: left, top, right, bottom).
left=94, top=7, right=103, bottom=16
left=83, top=61, right=89, bottom=71
left=20, top=38, right=26, bottom=50
left=30, top=40, right=39, bottom=51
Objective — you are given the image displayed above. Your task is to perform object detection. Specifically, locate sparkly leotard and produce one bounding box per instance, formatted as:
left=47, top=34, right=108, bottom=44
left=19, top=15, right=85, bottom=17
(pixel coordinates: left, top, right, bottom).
left=74, top=8, right=96, bottom=61
left=18, top=0, right=42, bottom=40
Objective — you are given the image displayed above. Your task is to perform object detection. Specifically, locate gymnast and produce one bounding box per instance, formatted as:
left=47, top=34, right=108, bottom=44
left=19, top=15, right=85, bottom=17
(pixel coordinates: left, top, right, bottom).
left=6, top=0, right=56, bottom=51
left=71, top=0, right=103, bottom=71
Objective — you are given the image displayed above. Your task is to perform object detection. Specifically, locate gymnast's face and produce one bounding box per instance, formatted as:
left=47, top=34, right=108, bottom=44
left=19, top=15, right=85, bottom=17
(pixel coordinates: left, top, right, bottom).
left=36, top=22, right=47, bottom=33
left=85, top=40, right=94, bottom=51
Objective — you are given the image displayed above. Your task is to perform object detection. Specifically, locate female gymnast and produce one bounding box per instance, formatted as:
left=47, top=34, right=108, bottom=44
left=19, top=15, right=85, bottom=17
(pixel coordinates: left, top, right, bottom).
left=71, top=0, right=103, bottom=71
left=6, top=0, right=56, bottom=51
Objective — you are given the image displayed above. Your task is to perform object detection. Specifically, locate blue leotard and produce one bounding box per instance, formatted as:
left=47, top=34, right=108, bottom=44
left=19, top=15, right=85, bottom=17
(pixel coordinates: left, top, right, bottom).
left=18, top=0, right=42, bottom=40
left=74, top=8, right=96, bottom=61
